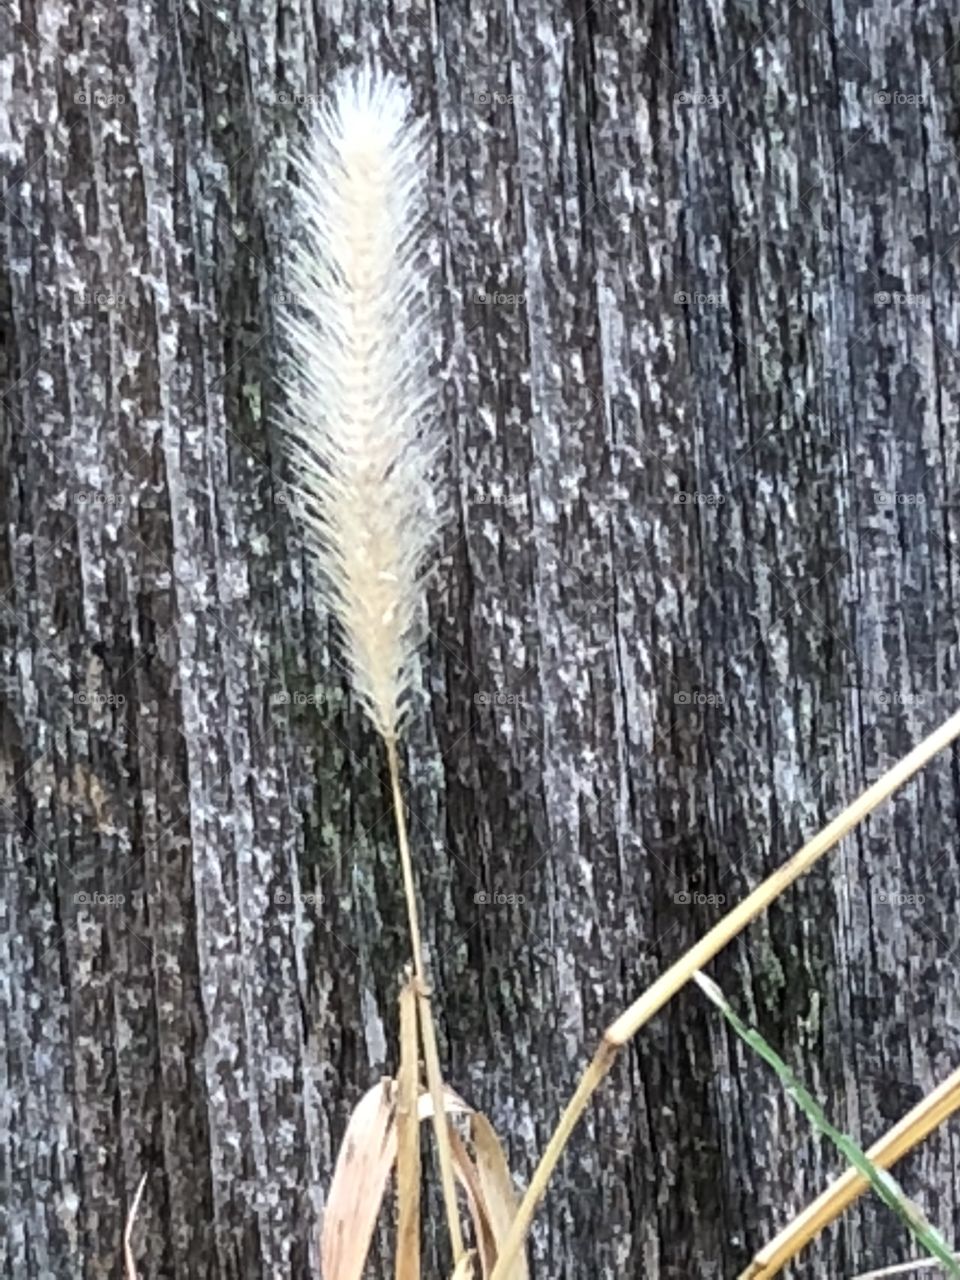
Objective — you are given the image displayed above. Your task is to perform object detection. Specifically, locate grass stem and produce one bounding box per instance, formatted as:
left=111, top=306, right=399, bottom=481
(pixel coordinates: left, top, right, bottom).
left=396, top=977, right=422, bottom=1280
left=488, top=708, right=960, bottom=1280
left=386, top=736, right=465, bottom=1265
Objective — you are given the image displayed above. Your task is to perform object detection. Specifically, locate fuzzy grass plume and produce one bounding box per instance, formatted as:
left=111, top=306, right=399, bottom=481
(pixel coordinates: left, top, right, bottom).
left=278, top=66, right=437, bottom=741
left=276, top=67, right=466, bottom=1270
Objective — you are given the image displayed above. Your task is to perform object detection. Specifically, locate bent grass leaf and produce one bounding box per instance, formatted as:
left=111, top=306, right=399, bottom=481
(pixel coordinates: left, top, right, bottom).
left=322, top=1074, right=525, bottom=1280
left=693, top=972, right=960, bottom=1280
left=471, top=1115, right=528, bottom=1280
left=447, top=1124, right=498, bottom=1277
left=322, top=1079, right=397, bottom=1280
left=323, top=1079, right=477, bottom=1280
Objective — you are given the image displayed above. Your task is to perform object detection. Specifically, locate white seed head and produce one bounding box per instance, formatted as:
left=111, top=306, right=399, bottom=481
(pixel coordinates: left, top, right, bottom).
left=277, top=66, right=437, bottom=739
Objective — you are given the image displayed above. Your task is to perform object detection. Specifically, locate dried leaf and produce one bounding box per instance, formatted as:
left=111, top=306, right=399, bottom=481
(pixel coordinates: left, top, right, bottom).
left=447, top=1125, right=498, bottom=1278
left=322, top=1079, right=475, bottom=1280
left=395, top=982, right=421, bottom=1280
left=322, top=1079, right=397, bottom=1280
left=471, top=1115, right=527, bottom=1279
left=412, top=1087, right=503, bottom=1276
left=416, top=1086, right=473, bottom=1122
left=451, top=1251, right=478, bottom=1280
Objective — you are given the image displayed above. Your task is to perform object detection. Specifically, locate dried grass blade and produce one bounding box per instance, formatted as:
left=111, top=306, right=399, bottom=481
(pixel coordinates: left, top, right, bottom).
left=851, top=1260, right=958, bottom=1278
left=322, top=1078, right=396, bottom=1280
left=471, top=1116, right=527, bottom=1280
left=692, top=974, right=960, bottom=1280
left=742, top=1061, right=960, bottom=1278
left=447, top=1124, right=498, bottom=1277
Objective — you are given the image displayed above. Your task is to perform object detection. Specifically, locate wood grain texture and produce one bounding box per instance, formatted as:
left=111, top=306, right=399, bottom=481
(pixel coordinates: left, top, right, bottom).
left=3, top=1, right=960, bottom=1277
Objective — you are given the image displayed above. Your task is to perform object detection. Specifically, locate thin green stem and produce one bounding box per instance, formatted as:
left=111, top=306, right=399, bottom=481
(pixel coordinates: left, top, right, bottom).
left=695, top=972, right=960, bottom=1280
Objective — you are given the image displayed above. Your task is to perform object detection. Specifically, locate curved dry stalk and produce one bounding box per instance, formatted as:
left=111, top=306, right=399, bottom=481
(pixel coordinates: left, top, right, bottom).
left=488, top=707, right=960, bottom=1280
left=740, top=1064, right=960, bottom=1279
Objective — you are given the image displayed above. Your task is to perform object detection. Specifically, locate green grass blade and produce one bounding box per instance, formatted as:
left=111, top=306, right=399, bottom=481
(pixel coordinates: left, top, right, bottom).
left=694, top=971, right=960, bottom=1278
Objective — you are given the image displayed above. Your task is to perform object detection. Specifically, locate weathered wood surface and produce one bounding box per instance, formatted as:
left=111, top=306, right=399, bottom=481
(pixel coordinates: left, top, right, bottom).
left=4, top=2, right=960, bottom=1277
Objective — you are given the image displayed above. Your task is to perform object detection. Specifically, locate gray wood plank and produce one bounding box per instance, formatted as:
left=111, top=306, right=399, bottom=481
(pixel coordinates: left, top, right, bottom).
left=3, top=1, right=960, bottom=1276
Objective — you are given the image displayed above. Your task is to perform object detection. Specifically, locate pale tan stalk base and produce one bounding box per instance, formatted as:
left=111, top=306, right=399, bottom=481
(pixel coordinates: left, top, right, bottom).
left=396, top=977, right=422, bottom=1280
left=740, top=1064, right=960, bottom=1278
left=488, top=708, right=960, bottom=1280
left=386, top=736, right=465, bottom=1266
